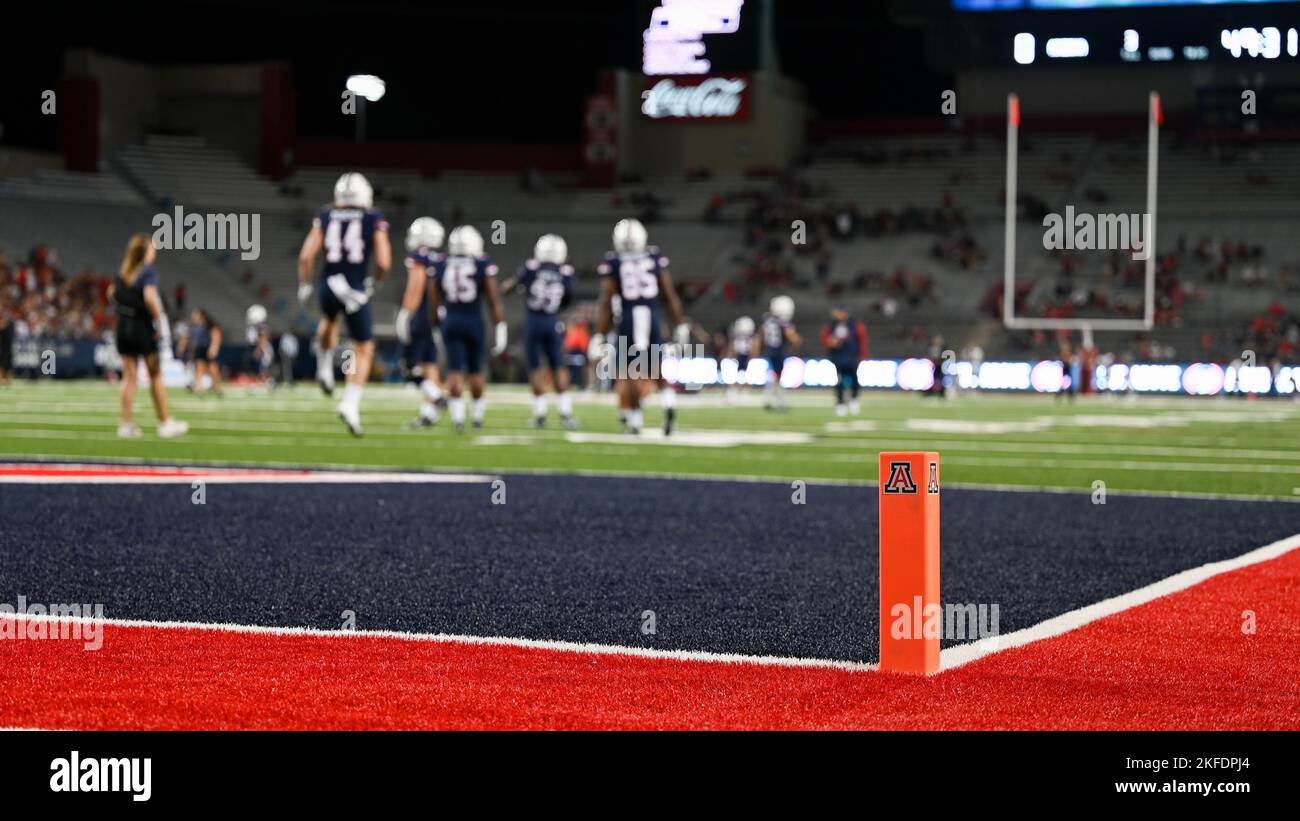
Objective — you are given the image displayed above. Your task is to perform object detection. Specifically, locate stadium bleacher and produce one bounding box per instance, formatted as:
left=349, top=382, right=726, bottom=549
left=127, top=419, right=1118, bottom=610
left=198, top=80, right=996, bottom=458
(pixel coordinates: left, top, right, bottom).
left=2, top=128, right=1296, bottom=362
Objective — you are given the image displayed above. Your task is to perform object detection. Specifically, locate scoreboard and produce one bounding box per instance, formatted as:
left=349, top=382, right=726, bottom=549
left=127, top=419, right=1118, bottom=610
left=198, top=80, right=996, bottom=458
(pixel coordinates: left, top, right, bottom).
left=955, top=1, right=1291, bottom=10
left=947, top=1, right=1300, bottom=66
left=637, top=0, right=761, bottom=76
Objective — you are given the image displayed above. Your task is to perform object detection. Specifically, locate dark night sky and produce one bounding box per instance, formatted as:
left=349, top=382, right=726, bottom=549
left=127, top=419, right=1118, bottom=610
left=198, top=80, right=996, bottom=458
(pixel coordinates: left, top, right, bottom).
left=0, top=1, right=945, bottom=149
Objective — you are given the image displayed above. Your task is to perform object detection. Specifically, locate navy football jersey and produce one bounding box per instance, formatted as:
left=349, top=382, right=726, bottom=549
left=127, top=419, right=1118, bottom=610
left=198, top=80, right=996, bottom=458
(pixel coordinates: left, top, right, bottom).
left=761, top=313, right=790, bottom=353
left=314, top=207, right=389, bottom=289
left=433, top=255, right=499, bottom=317
left=518, top=260, right=574, bottom=317
left=406, top=248, right=443, bottom=315
left=596, top=247, right=669, bottom=309
left=245, top=322, right=268, bottom=346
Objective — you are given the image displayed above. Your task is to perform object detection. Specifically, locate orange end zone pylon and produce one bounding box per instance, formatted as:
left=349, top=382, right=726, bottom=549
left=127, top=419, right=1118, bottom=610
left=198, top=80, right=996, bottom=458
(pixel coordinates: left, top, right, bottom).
left=878, top=452, right=941, bottom=675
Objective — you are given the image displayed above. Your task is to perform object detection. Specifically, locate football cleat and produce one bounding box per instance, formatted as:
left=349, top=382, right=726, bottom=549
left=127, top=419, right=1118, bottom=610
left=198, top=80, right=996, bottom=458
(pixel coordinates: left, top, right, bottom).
left=157, top=418, right=189, bottom=439
left=560, top=416, right=579, bottom=430
left=531, top=416, right=547, bottom=429
left=338, top=406, right=363, bottom=438
left=663, top=407, right=676, bottom=436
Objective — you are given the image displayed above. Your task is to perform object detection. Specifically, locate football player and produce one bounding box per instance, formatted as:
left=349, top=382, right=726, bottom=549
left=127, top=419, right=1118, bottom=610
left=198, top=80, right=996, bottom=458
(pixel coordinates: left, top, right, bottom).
left=189, top=308, right=223, bottom=397
left=395, top=217, right=447, bottom=428
left=591, top=218, right=688, bottom=435
left=761, top=295, right=800, bottom=411
left=246, top=304, right=273, bottom=388
left=728, top=315, right=756, bottom=400
left=428, top=225, right=506, bottom=433
left=821, top=305, right=868, bottom=415
left=296, top=172, right=392, bottom=437
left=501, top=234, right=577, bottom=429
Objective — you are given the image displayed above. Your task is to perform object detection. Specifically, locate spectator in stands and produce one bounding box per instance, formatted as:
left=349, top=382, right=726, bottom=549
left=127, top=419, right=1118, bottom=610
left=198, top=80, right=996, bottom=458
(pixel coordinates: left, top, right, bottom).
left=0, top=298, right=13, bottom=386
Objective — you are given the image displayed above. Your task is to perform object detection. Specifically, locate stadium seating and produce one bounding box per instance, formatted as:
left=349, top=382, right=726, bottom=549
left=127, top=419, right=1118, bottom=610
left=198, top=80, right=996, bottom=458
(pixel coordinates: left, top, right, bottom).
left=3, top=129, right=1297, bottom=362
left=114, top=135, right=297, bottom=214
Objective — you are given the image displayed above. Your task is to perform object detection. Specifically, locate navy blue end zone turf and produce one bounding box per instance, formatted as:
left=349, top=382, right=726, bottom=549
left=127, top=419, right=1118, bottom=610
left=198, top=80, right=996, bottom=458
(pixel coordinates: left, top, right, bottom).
left=1, top=476, right=1295, bottom=662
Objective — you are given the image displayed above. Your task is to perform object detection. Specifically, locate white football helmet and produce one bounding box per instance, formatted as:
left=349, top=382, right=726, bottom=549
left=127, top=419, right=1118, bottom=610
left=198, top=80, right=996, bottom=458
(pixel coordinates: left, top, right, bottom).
left=734, top=316, right=755, bottom=336
left=245, top=304, right=267, bottom=326
left=534, top=234, right=568, bottom=265
left=406, top=217, right=445, bottom=252
left=333, top=172, right=373, bottom=209
left=447, top=225, right=485, bottom=257
left=612, top=218, right=648, bottom=254
left=770, top=296, right=795, bottom=322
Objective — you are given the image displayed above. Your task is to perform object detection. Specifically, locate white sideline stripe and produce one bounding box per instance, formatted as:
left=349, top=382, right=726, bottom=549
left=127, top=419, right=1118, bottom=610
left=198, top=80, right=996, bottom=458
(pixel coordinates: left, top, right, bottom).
left=2, top=532, right=1295, bottom=676
left=0, top=471, right=494, bottom=485
left=5, top=455, right=1300, bottom=502
left=939, top=531, right=1300, bottom=671
left=0, top=613, right=877, bottom=673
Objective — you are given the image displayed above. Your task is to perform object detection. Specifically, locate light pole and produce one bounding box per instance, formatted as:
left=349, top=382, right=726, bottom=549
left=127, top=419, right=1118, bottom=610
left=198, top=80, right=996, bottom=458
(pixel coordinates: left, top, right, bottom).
left=346, top=75, right=386, bottom=142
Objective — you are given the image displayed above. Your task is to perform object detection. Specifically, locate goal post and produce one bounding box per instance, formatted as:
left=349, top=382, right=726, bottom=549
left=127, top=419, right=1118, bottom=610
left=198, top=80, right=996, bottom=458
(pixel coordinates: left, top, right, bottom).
left=1002, top=91, right=1161, bottom=334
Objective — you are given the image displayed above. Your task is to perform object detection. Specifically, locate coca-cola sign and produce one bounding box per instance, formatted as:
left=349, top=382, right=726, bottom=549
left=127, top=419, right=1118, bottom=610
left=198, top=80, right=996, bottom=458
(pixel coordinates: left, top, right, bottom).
left=641, top=75, right=750, bottom=122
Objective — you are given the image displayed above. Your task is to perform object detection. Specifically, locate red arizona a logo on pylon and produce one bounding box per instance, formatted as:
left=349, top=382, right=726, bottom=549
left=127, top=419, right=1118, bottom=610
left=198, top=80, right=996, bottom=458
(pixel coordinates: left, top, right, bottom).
left=883, top=461, right=918, bottom=494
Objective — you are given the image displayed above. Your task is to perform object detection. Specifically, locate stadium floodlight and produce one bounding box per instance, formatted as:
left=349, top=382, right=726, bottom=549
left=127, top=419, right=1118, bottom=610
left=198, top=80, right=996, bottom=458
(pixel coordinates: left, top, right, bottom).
left=1002, top=91, right=1160, bottom=338
left=345, top=74, right=386, bottom=102
left=345, top=75, right=385, bottom=143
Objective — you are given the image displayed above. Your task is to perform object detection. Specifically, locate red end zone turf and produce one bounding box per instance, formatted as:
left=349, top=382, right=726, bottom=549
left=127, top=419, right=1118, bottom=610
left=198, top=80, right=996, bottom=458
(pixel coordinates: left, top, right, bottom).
left=2, top=547, right=1297, bottom=730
